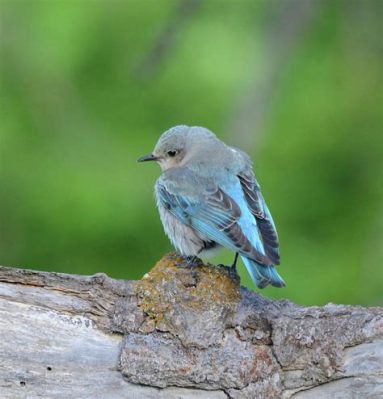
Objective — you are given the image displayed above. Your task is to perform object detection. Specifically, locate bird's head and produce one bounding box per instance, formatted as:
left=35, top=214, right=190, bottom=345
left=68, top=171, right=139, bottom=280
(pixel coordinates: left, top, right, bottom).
left=138, top=125, right=217, bottom=171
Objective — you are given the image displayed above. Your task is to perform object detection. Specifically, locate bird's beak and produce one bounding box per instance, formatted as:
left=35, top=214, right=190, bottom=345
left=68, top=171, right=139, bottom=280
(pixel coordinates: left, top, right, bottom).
left=137, top=153, right=158, bottom=162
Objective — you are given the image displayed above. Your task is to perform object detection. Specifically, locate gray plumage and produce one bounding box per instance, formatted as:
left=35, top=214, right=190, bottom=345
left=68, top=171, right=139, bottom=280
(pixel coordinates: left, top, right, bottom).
left=138, top=125, right=285, bottom=288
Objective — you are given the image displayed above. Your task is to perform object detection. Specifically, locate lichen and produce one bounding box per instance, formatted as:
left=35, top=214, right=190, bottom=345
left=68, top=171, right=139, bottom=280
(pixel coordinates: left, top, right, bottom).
left=136, top=252, right=241, bottom=328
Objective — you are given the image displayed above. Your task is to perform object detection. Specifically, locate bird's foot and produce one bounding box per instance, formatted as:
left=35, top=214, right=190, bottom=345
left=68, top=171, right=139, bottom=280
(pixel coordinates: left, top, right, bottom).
left=217, top=263, right=240, bottom=283
left=178, top=255, right=202, bottom=269
left=228, top=263, right=240, bottom=283
left=218, top=253, right=240, bottom=283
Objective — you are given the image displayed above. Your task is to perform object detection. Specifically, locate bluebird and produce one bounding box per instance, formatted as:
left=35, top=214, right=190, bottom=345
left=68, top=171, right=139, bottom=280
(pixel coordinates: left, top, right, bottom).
left=138, top=125, right=285, bottom=288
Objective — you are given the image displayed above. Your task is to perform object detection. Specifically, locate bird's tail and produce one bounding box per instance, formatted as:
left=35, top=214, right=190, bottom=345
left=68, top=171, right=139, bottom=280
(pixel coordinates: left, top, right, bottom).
left=241, top=256, right=285, bottom=289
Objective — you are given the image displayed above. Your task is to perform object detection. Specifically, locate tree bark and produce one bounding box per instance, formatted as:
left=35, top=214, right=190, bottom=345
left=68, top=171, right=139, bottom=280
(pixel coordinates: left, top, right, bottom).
left=0, top=253, right=382, bottom=399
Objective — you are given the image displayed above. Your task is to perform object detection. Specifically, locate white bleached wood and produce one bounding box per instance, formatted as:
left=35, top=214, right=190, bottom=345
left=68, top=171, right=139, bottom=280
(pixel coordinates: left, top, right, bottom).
left=0, top=258, right=382, bottom=399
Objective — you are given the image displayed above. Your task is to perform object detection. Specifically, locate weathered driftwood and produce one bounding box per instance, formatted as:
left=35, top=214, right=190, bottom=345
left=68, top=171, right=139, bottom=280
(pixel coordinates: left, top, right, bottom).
left=0, top=253, right=382, bottom=399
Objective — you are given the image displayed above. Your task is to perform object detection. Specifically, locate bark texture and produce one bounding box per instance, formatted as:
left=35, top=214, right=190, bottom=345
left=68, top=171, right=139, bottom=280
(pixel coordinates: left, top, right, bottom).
left=0, top=253, right=382, bottom=399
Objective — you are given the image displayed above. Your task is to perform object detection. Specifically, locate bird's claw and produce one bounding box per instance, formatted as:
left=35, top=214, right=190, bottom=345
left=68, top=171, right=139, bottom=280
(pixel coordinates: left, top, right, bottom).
left=217, top=263, right=240, bottom=283
left=178, top=255, right=202, bottom=268
left=218, top=252, right=240, bottom=282
left=228, top=264, right=240, bottom=282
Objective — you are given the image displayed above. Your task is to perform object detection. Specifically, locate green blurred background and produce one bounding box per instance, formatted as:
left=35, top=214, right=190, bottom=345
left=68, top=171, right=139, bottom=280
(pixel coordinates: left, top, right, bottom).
left=1, top=0, right=382, bottom=306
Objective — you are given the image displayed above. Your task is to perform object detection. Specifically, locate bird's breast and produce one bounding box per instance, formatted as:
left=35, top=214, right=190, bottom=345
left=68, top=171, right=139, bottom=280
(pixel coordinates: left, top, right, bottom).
left=156, top=200, right=206, bottom=257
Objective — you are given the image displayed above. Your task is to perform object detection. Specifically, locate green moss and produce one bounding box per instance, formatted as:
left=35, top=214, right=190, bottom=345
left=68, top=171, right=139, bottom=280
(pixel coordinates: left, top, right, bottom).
left=136, top=252, right=241, bottom=324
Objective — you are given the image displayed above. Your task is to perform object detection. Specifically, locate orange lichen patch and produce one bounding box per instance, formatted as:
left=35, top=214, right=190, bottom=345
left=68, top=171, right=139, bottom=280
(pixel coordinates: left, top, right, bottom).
left=136, top=252, right=241, bottom=326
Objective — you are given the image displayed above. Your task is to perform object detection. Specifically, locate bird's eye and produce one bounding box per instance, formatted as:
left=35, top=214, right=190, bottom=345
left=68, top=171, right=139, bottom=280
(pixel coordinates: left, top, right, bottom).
left=167, top=150, right=177, bottom=157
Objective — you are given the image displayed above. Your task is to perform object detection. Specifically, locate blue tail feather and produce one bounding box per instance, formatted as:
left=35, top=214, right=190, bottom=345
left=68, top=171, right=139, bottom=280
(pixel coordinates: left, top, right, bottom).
left=241, top=256, right=286, bottom=289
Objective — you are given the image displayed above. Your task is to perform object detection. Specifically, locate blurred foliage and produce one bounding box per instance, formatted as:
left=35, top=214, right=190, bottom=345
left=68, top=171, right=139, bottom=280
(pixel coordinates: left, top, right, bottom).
left=1, top=0, right=382, bottom=306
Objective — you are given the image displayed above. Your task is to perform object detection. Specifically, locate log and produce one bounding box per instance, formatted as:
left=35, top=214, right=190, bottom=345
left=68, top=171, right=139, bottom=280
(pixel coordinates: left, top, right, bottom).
left=0, top=253, right=382, bottom=399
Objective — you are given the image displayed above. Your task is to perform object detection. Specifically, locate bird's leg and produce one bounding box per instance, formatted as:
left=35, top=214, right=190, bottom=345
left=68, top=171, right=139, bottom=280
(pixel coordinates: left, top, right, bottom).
left=231, top=252, right=239, bottom=271
left=228, top=252, right=240, bottom=281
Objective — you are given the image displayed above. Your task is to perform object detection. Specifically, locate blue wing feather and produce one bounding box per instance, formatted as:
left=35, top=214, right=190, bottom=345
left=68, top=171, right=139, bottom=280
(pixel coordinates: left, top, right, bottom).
left=156, top=176, right=285, bottom=288
left=158, top=180, right=271, bottom=264
left=238, top=173, right=280, bottom=265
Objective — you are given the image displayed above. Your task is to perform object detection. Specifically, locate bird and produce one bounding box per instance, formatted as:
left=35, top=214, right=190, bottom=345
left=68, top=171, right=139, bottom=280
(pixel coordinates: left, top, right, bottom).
left=138, top=125, right=285, bottom=289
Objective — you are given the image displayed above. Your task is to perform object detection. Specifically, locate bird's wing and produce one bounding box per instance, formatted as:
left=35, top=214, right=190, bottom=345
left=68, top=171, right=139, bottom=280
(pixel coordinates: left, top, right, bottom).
left=156, top=171, right=272, bottom=265
left=238, top=171, right=280, bottom=265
